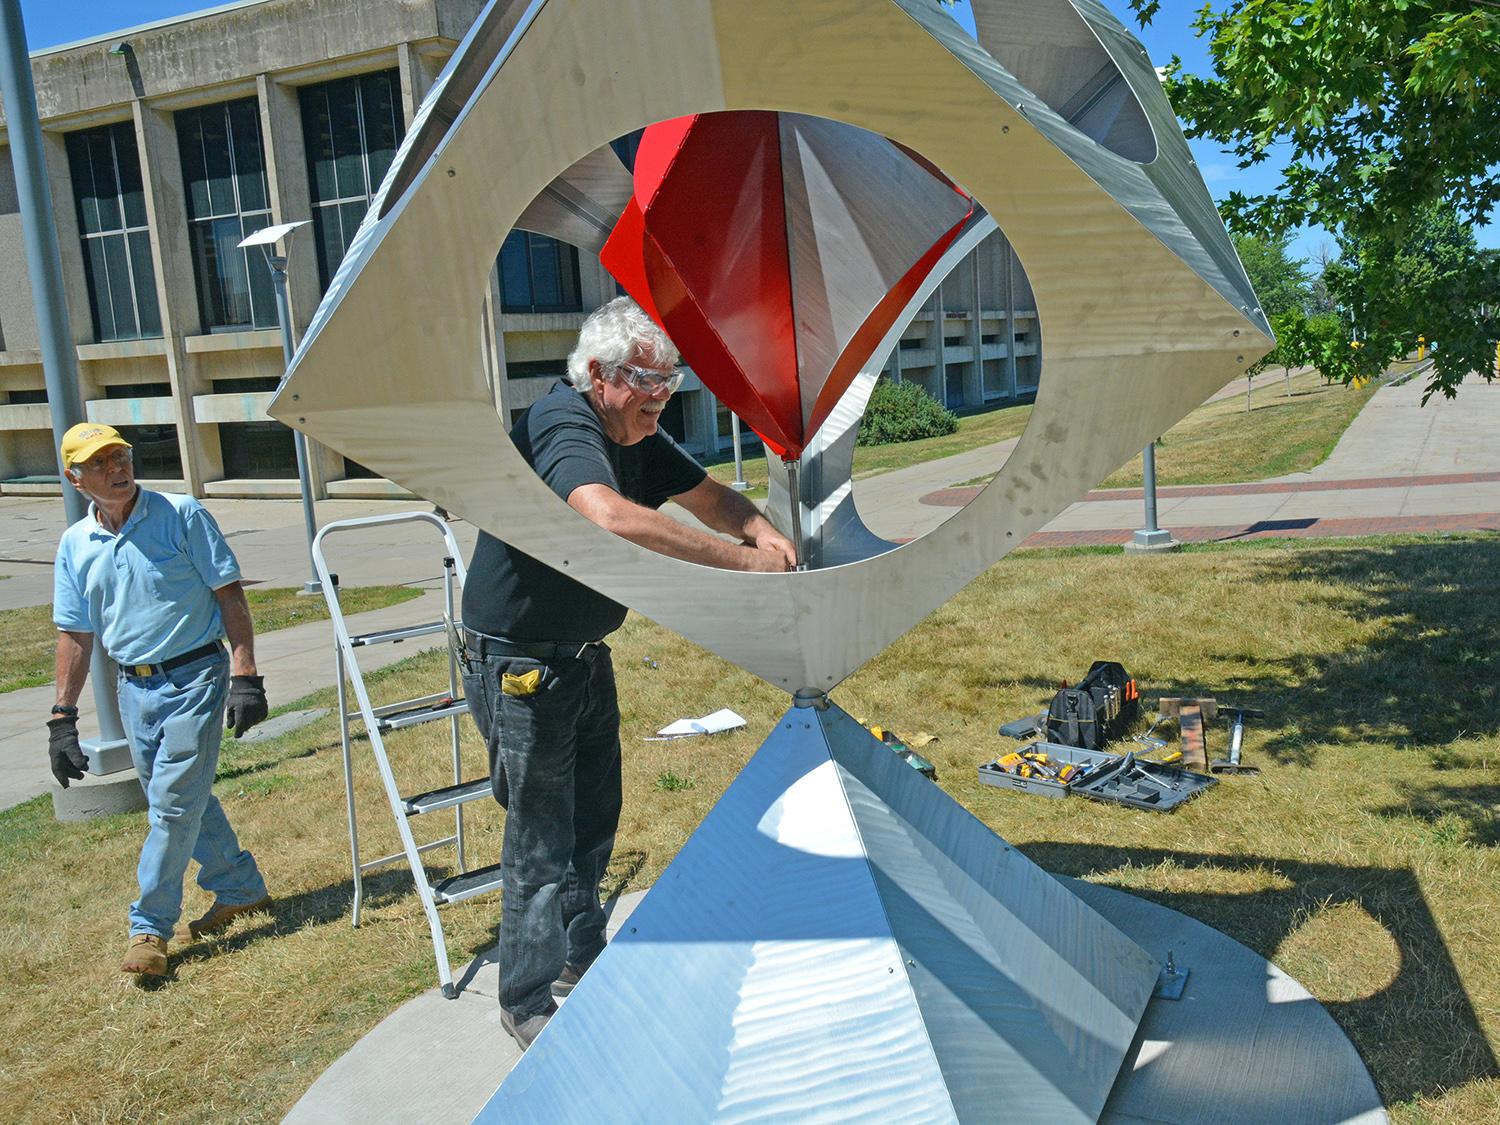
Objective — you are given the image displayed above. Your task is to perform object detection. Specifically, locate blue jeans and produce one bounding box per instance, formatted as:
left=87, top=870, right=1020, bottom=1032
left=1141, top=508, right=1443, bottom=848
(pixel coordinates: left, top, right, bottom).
left=463, top=643, right=621, bottom=1019
left=117, top=648, right=267, bottom=939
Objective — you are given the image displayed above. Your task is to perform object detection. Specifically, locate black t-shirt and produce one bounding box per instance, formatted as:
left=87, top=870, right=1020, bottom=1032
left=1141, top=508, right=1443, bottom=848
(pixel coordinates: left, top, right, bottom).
left=463, top=381, right=707, bottom=641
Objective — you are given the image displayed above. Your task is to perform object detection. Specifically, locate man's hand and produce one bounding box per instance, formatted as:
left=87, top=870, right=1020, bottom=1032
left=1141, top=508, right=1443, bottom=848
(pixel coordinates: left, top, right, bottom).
left=226, top=675, right=268, bottom=738
left=749, top=528, right=797, bottom=571
left=47, top=716, right=89, bottom=787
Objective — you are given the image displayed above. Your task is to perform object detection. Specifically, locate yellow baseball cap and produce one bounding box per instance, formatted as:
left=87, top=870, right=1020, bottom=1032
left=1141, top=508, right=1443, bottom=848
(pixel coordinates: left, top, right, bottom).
left=60, top=422, right=131, bottom=470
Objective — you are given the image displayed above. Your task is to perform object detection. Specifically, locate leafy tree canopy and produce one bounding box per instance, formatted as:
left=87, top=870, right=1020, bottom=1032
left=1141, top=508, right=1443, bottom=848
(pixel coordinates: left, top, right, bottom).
left=1130, top=0, right=1500, bottom=398
left=1232, top=232, right=1311, bottom=319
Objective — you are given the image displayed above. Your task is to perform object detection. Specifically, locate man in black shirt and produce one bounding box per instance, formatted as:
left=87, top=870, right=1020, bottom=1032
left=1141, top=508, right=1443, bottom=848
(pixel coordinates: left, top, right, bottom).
left=462, top=297, right=793, bottom=1049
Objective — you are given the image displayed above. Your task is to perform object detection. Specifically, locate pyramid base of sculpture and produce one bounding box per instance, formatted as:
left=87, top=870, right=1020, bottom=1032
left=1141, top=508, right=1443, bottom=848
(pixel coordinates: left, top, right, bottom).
left=477, top=700, right=1163, bottom=1122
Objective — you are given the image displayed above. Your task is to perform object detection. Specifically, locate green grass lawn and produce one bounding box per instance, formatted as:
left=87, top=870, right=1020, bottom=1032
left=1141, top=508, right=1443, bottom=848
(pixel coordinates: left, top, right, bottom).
left=1098, top=370, right=1378, bottom=488
left=704, top=400, right=1033, bottom=497
left=2, top=532, right=1496, bottom=1122
left=0, top=585, right=423, bottom=695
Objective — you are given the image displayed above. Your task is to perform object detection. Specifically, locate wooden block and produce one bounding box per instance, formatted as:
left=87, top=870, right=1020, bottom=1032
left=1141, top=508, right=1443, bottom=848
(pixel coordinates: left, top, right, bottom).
left=1179, top=703, right=1208, bottom=770
left=1157, top=697, right=1218, bottom=722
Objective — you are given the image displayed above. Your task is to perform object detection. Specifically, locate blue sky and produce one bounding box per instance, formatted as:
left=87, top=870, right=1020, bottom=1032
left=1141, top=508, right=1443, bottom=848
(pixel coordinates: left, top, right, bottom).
left=19, top=0, right=1493, bottom=265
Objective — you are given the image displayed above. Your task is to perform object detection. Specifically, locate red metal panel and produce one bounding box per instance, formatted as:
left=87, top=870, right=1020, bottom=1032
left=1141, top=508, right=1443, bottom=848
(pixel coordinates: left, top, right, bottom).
left=601, top=112, right=974, bottom=460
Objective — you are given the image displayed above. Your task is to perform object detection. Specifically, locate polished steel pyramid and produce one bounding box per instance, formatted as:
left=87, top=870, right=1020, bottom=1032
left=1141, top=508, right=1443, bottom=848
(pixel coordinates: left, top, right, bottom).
left=475, top=703, right=1159, bottom=1123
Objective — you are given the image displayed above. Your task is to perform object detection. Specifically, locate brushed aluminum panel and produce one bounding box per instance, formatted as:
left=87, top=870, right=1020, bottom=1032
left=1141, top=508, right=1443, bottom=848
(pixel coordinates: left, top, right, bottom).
left=821, top=706, right=1158, bottom=1122
left=475, top=709, right=958, bottom=1123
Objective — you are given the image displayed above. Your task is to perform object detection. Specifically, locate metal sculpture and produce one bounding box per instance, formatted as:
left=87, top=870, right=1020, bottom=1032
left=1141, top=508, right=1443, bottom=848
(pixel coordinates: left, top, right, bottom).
left=259, top=2, right=1387, bottom=1122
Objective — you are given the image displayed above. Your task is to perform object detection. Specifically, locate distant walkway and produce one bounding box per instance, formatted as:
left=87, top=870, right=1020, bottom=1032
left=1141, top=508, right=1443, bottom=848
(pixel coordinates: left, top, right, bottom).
left=898, top=375, right=1500, bottom=547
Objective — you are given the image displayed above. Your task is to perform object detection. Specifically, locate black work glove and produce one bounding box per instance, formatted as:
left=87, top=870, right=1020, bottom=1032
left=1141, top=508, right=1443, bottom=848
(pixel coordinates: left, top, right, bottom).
left=226, top=675, right=269, bottom=738
left=47, top=716, right=90, bottom=787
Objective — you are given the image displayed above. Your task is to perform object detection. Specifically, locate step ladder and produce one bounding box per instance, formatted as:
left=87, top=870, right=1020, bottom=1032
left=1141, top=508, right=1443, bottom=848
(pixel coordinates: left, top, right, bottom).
left=312, top=511, right=500, bottom=998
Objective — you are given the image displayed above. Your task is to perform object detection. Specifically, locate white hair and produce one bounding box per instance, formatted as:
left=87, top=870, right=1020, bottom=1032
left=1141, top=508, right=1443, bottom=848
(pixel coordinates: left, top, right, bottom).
left=566, top=297, right=679, bottom=390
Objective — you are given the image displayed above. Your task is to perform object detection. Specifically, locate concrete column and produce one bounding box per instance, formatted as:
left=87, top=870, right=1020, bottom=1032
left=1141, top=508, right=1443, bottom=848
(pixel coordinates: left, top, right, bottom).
left=1002, top=235, right=1018, bottom=399
left=258, top=72, right=334, bottom=495
left=133, top=99, right=211, bottom=495
left=397, top=40, right=441, bottom=120
left=41, top=132, right=94, bottom=350
left=963, top=242, right=984, bottom=406
left=257, top=74, right=320, bottom=334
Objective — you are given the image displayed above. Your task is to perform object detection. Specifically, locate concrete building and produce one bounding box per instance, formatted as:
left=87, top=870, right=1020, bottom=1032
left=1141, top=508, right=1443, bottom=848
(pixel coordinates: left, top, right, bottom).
left=0, top=0, right=1039, bottom=499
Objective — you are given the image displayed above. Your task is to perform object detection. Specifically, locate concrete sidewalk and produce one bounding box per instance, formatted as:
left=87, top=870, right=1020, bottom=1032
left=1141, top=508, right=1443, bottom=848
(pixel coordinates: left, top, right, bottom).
left=868, top=373, right=1500, bottom=545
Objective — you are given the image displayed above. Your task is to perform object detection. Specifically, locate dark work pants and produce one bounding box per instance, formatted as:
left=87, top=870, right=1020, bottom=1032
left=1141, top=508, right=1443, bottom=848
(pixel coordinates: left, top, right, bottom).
left=462, top=644, right=621, bottom=1019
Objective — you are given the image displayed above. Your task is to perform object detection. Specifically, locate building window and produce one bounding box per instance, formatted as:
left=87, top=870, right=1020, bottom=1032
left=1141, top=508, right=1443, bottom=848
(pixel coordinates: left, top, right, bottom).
left=219, top=421, right=297, bottom=479
left=212, top=377, right=281, bottom=393
left=498, top=231, right=582, bottom=313
left=716, top=402, right=762, bottom=447
left=103, top=382, right=172, bottom=399
left=176, top=99, right=276, bottom=332
left=65, top=122, right=161, bottom=342
left=115, top=424, right=182, bottom=479
left=300, top=70, right=405, bottom=290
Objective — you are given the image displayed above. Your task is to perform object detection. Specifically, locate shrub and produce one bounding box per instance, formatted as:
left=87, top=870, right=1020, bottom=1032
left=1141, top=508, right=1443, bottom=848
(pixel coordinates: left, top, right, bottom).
left=856, top=378, right=959, bottom=446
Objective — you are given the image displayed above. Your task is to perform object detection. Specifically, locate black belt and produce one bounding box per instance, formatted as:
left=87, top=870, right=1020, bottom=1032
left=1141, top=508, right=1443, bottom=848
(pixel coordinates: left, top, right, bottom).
left=464, top=630, right=603, bottom=662
left=119, top=641, right=225, bottom=679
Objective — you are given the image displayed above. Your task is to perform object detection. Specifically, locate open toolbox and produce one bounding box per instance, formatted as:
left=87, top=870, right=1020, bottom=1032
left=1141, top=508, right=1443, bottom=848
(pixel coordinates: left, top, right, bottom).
left=977, top=742, right=1216, bottom=811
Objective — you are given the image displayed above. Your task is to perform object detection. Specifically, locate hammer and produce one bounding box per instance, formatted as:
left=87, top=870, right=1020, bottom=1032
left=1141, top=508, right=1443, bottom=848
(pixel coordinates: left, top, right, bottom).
left=1210, top=704, right=1265, bottom=775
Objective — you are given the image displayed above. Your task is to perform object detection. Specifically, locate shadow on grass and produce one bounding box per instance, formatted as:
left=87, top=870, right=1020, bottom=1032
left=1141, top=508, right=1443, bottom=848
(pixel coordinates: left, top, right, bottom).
left=168, top=867, right=418, bottom=974
left=1014, top=537, right=1498, bottom=764
left=1026, top=840, right=1500, bottom=1107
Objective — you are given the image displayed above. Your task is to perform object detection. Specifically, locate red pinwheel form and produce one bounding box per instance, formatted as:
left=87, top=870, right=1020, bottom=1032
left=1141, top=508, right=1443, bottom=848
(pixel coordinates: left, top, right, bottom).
left=601, top=111, right=975, bottom=461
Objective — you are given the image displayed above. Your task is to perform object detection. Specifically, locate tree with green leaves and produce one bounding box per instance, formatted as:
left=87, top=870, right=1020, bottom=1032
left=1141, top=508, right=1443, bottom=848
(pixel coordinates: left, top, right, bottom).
left=1131, top=0, right=1500, bottom=399
left=1234, top=232, right=1312, bottom=408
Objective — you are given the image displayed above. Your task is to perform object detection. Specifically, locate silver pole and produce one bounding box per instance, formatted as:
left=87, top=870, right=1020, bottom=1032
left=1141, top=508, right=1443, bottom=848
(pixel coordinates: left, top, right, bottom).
left=0, top=0, right=129, bottom=757
left=267, top=252, right=321, bottom=594
left=1125, top=441, right=1176, bottom=553
left=730, top=411, right=747, bottom=490
left=783, top=458, right=805, bottom=571
left=1142, top=441, right=1160, bottom=533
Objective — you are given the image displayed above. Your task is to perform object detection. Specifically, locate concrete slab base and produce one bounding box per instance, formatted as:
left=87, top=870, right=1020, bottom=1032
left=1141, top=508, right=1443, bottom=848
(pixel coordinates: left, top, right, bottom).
left=282, top=893, right=644, bottom=1125
left=1123, top=529, right=1181, bottom=554
left=51, top=771, right=147, bottom=822
left=285, top=880, right=1384, bottom=1124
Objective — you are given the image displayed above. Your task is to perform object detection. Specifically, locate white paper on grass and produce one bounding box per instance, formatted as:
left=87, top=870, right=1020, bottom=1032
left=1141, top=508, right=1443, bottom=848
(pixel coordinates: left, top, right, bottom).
left=647, top=708, right=747, bottom=740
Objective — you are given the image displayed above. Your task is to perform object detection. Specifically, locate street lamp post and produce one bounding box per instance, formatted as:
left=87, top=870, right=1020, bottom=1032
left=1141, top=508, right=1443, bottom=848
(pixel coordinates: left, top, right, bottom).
left=1, top=0, right=131, bottom=772
left=729, top=411, right=748, bottom=491
left=1123, top=440, right=1178, bottom=554
left=239, top=222, right=320, bottom=594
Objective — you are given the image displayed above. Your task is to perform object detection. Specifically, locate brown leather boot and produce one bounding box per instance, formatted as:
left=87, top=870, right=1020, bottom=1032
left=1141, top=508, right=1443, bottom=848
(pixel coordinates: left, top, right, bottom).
left=121, top=934, right=168, bottom=976
left=188, top=894, right=273, bottom=939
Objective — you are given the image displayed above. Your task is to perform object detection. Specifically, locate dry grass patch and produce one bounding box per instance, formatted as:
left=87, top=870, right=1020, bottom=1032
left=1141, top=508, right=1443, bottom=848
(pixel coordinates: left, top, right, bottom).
left=1, top=533, right=1497, bottom=1122
left=1100, top=370, right=1379, bottom=487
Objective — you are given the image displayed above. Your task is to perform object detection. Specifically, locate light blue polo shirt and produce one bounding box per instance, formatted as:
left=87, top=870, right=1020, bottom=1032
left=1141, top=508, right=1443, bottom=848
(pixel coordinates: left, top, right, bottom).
left=53, top=489, right=242, bottom=666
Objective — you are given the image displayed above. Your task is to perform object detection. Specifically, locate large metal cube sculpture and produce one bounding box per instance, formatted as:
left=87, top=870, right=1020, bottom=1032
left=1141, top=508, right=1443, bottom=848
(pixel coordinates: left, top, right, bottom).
left=272, top=0, right=1283, bottom=1120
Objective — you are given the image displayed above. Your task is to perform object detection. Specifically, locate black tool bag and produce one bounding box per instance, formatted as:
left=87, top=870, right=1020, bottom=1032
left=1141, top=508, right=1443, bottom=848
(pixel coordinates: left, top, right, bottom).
left=1045, top=687, right=1101, bottom=750
left=1045, top=662, right=1139, bottom=750
left=1078, top=660, right=1140, bottom=741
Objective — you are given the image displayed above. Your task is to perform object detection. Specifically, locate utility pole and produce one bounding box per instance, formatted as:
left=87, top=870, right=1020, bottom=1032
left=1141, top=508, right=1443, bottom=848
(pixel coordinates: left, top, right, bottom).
left=1, top=0, right=131, bottom=771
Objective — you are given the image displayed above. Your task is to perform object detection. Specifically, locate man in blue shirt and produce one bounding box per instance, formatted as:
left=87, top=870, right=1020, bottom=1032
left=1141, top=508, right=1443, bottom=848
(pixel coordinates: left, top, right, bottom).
left=50, top=423, right=272, bottom=978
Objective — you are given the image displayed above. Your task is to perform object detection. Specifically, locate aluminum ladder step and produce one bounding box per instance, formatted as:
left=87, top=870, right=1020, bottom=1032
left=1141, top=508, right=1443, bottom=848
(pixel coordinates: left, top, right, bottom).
left=432, top=862, right=505, bottom=905
left=404, top=778, right=491, bottom=817
left=349, top=619, right=454, bottom=648
left=375, top=697, right=469, bottom=733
